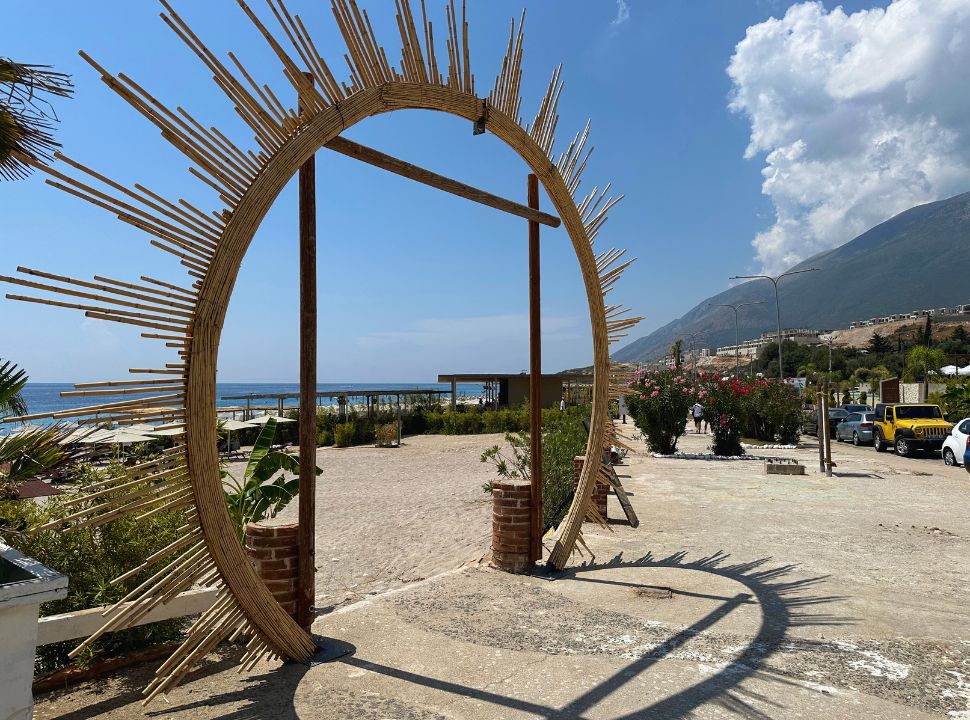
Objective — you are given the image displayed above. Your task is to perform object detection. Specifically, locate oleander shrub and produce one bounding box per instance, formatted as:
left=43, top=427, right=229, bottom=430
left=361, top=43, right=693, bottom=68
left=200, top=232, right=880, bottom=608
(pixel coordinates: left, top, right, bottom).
left=625, top=369, right=697, bottom=454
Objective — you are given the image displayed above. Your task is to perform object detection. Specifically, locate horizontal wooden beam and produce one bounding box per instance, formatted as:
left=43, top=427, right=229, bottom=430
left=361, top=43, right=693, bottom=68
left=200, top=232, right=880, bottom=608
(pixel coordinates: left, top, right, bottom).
left=324, top=136, right=562, bottom=228
left=36, top=587, right=217, bottom=646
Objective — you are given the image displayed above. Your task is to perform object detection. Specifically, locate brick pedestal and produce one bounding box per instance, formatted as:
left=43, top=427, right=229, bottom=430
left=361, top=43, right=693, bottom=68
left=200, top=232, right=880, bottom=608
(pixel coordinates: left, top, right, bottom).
left=244, top=521, right=299, bottom=619
left=573, top=456, right=608, bottom=521
left=491, top=479, right=532, bottom=573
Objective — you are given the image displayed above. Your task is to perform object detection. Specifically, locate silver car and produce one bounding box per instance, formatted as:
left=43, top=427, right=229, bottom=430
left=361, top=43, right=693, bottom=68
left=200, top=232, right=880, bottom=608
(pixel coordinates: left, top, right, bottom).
left=835, top=411, right=876, bottom=445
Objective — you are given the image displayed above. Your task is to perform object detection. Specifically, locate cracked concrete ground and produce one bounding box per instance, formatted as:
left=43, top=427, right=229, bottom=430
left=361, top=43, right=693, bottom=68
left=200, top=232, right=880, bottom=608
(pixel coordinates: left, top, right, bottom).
left=34, top=425, right=970, bottom=719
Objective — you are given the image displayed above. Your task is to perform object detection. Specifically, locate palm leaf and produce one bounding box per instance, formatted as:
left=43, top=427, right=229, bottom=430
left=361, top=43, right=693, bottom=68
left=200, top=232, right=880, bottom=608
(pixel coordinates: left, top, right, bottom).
left=0, top=360, right=29, bottom=417
left=0, top=423, right=87, bottom=491
left=244, top=418, right=278, bottom=482
left=0, top=59, right=73, bottom=181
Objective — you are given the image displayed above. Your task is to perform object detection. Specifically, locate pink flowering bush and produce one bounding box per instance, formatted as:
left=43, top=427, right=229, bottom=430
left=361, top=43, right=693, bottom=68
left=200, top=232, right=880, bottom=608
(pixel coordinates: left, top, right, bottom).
left=625, top=369, right=697, bottom=454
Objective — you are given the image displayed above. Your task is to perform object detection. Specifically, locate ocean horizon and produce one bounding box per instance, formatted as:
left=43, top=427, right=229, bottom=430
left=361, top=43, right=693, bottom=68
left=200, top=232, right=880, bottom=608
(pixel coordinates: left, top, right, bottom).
left=13, top=382, right=486, bottom=423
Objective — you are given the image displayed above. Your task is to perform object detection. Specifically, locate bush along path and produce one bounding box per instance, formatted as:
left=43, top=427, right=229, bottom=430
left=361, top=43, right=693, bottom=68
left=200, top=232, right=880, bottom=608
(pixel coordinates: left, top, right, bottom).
left=626, top=371, right=802, bottom=456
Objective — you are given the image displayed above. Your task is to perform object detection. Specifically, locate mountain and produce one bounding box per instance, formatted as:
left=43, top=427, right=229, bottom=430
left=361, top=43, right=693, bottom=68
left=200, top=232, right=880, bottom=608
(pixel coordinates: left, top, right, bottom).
left=613, top=191, right=970, bottom=363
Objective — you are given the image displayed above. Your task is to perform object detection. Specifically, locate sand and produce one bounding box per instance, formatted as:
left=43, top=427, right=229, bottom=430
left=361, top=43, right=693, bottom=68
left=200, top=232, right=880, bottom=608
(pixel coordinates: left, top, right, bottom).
left=224, top=432, right=499, bottom=610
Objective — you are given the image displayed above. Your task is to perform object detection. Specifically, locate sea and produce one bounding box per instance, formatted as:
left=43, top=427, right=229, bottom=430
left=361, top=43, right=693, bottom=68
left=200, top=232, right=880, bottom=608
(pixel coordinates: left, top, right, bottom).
left=13, top=382, right=486, bottom=425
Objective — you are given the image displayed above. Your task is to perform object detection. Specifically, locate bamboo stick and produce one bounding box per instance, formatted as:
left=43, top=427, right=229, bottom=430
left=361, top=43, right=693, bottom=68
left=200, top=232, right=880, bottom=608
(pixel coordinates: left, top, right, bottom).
left=0, top=275, right=194, bottom=320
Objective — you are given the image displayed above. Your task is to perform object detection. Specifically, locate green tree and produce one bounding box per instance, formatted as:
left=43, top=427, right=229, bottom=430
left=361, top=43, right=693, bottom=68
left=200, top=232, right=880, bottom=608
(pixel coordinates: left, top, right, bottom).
left=0, top=59, right=73, bottom=180
left=867, top=365, right=893, bottom=403
left=941, top=381, right=970, bottom=421
left=914, top=316, right=933, bottom=347
left=952, top=325, right=969, bottom=348
left=797, top=362, right=818, bottom=383
left=671, top=339, right=683, bottom=370
left=867, top=331, right=892, bottom=354
left=905, top=345, right=947, bottom=397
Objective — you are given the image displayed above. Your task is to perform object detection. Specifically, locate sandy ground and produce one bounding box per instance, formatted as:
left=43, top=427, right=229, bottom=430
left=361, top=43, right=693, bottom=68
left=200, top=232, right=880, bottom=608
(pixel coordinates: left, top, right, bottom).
left=34, top=424, right=970, bottom=719
left=234, top=434, right=497, bottom=610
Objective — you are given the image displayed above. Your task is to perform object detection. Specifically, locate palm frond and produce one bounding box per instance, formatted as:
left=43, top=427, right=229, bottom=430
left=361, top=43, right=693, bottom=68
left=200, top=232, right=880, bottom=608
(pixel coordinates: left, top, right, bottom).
left=0, top=59, right=73, bottom=180
left=0, top=423, right=87, bottom=494
left=0, top=359, right=29, bottom=417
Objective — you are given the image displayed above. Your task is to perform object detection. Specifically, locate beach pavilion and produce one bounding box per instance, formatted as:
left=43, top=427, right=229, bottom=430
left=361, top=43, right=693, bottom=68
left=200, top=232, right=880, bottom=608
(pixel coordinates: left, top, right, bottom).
left=437, top=372, right=592, bottom=410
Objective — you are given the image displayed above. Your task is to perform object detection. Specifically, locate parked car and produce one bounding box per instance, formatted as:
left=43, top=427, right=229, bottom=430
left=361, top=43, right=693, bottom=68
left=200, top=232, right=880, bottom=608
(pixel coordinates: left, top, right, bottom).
left=841, top=403, right=872, bottom=414
left=835, top=411, right=875, bottom=445
left=872, top=403, right=952, bottom=457
left=802, top=407, right=849, bottom=437
left=941, top=417, right=970, bottom=466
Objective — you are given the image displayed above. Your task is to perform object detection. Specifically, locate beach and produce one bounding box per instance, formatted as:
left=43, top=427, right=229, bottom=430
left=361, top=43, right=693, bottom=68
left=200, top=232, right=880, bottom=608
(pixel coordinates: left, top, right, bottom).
left=35, top=421, right=970, bottom=719
left=224, top=433, right=498, bottom=610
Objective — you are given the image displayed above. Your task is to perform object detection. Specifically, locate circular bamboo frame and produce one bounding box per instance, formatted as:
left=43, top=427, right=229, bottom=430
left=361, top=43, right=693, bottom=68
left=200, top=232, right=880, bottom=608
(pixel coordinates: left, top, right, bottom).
left=188, top=83, right=612, bottom=659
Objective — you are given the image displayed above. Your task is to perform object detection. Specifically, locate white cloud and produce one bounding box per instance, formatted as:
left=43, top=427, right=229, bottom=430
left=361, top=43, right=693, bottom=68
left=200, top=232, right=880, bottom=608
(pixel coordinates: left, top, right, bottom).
left=728, top=0, right=970, bottom=273
left=611, top=0, right=631, bottom=26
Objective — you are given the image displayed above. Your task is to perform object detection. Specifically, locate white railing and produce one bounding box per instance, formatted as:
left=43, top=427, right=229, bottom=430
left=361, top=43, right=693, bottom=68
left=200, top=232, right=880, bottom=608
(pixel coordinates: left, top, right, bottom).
left=36, top=587, right=217, bottom=646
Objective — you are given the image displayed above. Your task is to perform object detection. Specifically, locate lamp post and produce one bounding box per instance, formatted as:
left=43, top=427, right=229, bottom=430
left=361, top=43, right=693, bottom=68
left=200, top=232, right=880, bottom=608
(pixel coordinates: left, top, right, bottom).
left=707, top=301, right=767, bottom=376
left=820, top=333, right=836, bottom=401
left=730, top=269, right=819, bottom=382
left=684, top=331, right=707, bottom=379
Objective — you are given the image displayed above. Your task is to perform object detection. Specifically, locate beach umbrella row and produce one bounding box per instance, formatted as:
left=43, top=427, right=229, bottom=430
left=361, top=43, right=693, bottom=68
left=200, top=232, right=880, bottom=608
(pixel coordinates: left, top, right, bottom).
left=3, top=413, right=288, bottom=446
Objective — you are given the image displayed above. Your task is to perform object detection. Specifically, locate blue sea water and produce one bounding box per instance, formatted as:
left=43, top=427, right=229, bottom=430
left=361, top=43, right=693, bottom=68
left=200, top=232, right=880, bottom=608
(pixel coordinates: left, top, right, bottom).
left=15, top=382, right=485, bottom=422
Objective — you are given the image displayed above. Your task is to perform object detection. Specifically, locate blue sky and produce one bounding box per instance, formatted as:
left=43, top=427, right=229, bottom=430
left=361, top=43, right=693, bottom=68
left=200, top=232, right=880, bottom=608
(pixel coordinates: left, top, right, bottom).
left=8, top=0, right=958, bottom=383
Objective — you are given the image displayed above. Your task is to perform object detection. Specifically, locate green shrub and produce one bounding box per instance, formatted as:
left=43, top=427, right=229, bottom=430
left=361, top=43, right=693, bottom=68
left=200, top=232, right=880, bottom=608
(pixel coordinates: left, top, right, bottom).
left=480, top=411, right=588, bottom=532
left=701, top=378, right=744, bottom=456
left=376, top=423, right=398, bottom=447
left=0, top=462, right=187, bottom=674
left=317, top=429, right=333, bottom=446
left=333, top=423, right=355, bottom=447
left=626, top=369, right=695, bottom=454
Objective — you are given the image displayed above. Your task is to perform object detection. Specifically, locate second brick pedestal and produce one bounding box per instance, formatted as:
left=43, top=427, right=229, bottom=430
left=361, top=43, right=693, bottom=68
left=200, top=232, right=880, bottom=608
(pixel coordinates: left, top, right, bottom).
left=491, top=479, right=532, bottom=573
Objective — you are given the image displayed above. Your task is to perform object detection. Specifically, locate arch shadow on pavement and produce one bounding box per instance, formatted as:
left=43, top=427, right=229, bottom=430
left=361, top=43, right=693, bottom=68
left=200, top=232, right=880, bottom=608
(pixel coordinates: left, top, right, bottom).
left=335, top=549, right=851, bottom=719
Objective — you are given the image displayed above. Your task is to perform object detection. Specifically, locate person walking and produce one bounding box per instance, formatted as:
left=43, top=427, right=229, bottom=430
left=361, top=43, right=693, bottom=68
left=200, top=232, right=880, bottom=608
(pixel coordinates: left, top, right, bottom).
left=559, top=397, right=566, bottom=411
left=618, top=395, right=628, bottom=424
left=692, top=402, right=704, bottom=433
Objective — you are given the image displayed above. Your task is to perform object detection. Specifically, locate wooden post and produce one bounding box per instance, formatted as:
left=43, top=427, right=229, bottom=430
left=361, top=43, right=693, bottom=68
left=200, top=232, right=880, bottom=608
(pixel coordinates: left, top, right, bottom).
left=823, top=391, right=834, bottom=477
left=451, top=378, right=457, bottom=410
left=528, top=174, right=542, bottom=564
left=817, top=391, right=826, bottom=473
left=297, top=73, right=317, bottom=631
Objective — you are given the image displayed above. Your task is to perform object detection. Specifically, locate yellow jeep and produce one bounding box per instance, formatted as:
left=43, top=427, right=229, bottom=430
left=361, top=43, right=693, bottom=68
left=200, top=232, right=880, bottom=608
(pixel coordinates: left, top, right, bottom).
left=872, top=403, right=952, bottom=457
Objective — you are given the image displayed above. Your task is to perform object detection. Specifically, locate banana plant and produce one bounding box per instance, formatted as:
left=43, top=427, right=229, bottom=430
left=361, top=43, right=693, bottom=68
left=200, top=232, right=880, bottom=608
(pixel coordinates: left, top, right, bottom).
left=223, top=418, right=321, bottom=542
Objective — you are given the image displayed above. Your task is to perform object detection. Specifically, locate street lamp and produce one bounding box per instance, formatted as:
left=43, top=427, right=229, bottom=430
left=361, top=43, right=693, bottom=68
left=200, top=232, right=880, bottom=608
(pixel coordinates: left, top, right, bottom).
left=729, top=269, right=819, bottom=381
left=707, top=301, right=767, bottom=376
left=684, top=331, right=708, bottom=379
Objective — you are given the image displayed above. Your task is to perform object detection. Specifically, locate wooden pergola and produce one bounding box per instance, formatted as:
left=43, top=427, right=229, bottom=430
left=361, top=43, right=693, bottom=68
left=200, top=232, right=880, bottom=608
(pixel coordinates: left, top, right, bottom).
left=0, top=0, right=642, bottom=698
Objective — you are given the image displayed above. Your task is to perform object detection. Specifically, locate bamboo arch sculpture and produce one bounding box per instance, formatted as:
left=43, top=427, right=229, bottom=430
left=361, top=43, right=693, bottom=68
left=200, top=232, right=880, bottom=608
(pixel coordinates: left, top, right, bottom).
left=3, top=0, right=641, bottom=700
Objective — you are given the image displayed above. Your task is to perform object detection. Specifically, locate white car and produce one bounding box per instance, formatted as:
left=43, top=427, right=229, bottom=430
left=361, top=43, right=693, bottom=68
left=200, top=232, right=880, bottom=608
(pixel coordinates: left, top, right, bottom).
left=941, top=417, right=970, bottom=466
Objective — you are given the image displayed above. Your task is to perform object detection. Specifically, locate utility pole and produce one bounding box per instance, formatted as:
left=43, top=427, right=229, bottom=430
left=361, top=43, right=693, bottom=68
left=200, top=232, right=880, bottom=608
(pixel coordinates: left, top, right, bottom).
left=730, top=269, right=819, bottom=382
left=708, top=301, right=767, bottom=376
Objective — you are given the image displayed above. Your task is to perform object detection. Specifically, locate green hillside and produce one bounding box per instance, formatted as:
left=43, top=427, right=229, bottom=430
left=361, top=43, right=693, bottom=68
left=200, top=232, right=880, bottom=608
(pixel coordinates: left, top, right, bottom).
left=613, top=191, right=970, bottom=363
